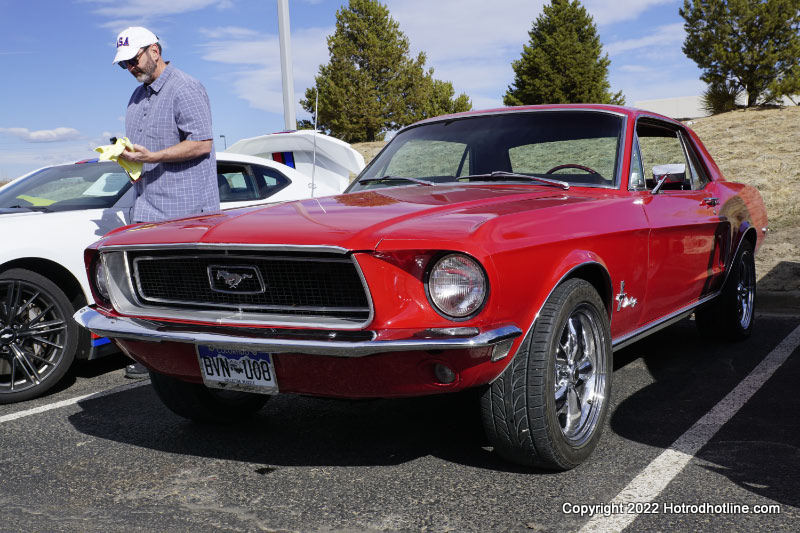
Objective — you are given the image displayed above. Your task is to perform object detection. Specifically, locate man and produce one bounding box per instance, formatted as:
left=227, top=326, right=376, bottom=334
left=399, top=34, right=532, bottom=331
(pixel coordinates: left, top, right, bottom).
left=113, top=27, right=220, bottom=377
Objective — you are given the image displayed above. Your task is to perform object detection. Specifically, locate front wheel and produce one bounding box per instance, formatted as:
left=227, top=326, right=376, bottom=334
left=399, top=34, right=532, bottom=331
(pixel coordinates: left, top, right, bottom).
left=481, top=279, right=612, bottom=470
left=149, top=371, right=270, bottom=423
left=0, top=269, right=79, bottom=404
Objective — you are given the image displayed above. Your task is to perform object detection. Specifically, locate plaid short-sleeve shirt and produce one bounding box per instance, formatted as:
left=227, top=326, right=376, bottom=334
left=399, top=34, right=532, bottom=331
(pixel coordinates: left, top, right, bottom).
left=126, top=64, right=219, bottom=222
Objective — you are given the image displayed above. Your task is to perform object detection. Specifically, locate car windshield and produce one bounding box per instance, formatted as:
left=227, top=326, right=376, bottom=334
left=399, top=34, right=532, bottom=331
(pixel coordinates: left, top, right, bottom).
left=0, top=161, right=132, bottom=211
left=348, top=110, right=624, bottom=192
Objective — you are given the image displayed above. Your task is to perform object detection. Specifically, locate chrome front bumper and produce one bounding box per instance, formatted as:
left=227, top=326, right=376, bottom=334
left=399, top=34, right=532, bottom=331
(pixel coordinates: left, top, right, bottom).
left=74, top=307, right=522, bottom=358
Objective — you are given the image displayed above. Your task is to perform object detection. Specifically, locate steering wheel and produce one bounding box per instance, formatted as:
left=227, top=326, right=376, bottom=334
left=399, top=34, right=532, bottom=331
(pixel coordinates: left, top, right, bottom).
left=545, top=163, right=600, bottom=175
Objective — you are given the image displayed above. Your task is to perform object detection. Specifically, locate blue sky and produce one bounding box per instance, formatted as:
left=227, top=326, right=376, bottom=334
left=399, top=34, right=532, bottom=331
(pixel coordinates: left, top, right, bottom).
left=0, top=0, right=703, bottom=180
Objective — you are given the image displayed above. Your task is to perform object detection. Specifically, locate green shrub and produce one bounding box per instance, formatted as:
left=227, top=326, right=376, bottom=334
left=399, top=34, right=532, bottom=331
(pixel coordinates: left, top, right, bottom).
left=701, top=82, right=741, bottom=115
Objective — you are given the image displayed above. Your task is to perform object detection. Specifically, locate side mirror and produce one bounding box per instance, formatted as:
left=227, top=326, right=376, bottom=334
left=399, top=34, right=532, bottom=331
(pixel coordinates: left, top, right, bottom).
left=651, top=163, right=686, bottom=194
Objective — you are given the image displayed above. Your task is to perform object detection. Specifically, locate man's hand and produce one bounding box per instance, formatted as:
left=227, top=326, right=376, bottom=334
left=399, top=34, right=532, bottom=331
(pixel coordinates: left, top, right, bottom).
left=119, top=144, right=155, bottom=163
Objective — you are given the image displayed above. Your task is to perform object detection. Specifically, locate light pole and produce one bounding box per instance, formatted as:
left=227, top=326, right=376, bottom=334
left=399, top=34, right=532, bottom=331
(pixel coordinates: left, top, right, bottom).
left=219, top=135, right=227, bottom=150
left=277, top=0, right=296, bottom=130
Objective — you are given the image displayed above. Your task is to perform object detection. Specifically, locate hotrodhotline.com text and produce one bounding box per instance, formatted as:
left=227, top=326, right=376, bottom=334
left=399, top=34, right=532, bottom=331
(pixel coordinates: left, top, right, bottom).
left=562, top=502, right=781, bottom=517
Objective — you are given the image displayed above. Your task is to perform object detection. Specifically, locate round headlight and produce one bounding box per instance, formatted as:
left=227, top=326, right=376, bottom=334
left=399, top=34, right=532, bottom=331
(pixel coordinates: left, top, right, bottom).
left=427, top=254, right=488, bottom=318
left=94, top=256, right=110, bottom=301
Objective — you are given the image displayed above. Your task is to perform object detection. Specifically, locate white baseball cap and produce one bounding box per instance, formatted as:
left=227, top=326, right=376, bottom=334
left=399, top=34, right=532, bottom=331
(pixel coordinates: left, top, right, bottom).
left=113, top=27, right=159, bottom=65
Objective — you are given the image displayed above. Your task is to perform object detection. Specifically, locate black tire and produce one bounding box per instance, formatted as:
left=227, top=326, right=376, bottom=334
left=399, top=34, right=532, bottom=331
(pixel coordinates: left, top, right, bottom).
left=480, top=279, right=612, bottom=470
left=0, top=269, right=79, bottom=403
left=695, top=240, right=755, bottom=341
left=149, top=370, right=270, bottom=423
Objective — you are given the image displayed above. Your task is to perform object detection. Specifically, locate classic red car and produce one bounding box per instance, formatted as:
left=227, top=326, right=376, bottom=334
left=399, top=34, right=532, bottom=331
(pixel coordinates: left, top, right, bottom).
left=75, top=105, right=767, bottom=470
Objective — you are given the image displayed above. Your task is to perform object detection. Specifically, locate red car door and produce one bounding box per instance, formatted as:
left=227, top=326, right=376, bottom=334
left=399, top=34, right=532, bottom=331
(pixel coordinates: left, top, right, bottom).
left=640, top=184, right=727, bottom=323
left=634, top=121, right=728, bottom=325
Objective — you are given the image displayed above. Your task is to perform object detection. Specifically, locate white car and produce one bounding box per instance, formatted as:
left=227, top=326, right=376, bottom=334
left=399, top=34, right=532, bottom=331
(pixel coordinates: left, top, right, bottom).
left=0, top=152, right=342, bottom=403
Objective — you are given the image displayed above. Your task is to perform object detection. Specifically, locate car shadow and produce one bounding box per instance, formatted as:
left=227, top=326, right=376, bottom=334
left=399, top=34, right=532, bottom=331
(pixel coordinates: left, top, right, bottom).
left=44, top=352, right=130, bottom=397
left=67, top=384, right=546, bottom=474
left=757, top=260, right=800, bottom=293
left=609, top=315, right=800, bottom=507
left=756, top=260, right=800, bottom=314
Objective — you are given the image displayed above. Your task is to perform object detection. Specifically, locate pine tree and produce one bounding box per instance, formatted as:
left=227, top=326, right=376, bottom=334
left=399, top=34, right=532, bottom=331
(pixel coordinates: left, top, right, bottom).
left=504, top=0, right=624, bottom=106
left=300, top=0, right=471, bottom=142
left=680, top=0, right=800, bottom=107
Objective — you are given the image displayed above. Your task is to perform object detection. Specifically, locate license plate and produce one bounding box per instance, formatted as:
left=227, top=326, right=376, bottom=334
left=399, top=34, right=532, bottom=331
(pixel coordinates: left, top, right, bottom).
left=196, top=345, right=278, bottom=394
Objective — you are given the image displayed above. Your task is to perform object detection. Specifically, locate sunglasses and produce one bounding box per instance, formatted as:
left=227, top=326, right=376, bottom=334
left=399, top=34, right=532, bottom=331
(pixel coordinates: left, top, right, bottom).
left=118, top=46, right=149, bottom=70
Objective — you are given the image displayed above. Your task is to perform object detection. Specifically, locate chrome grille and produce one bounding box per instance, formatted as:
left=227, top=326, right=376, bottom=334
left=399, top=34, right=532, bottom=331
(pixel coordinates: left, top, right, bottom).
left=129, top=251, right=370, bottom=320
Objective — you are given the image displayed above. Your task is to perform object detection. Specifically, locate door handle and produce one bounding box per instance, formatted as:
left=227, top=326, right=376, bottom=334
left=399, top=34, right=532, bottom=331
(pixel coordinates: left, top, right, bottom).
left=702, top=197, right=719, bottom=207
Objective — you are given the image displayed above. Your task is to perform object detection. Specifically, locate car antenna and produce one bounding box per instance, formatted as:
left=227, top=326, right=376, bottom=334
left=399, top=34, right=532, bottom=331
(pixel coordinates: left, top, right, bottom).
left=311, top=88, right=318, bottom=198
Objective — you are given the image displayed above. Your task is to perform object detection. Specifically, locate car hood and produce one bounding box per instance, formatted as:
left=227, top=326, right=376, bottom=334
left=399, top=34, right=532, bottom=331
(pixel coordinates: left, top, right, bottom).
left=98, top=185, right=600, bottom=251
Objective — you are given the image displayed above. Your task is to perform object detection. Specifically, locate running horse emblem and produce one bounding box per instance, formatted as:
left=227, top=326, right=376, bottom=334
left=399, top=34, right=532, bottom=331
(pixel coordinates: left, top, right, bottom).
left=216, top=270, right=253, bottom=289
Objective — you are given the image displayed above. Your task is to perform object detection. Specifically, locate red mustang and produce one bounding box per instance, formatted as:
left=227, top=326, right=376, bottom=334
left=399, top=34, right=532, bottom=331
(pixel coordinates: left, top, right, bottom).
left=76, top=105, right=767, bottom=470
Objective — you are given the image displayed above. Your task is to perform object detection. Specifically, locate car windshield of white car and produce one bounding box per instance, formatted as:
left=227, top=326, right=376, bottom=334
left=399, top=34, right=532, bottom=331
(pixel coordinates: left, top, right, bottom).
left=0, top=162, right=132, bottom=212
left=348, top=110, right=624, bottom=192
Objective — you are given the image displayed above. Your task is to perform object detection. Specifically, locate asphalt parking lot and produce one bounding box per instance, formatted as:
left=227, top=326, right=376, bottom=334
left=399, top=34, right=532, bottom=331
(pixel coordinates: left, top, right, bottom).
left=1, top=311, right=798, bottom=532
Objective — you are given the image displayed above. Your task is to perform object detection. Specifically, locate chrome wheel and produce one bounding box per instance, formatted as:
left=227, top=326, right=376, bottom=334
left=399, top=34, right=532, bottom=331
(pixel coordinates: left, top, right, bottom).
left=554, top=305, right=607, bottom=445
left=736, top=250, right=755, bottom=330
left=0, top=278, right=70, bottom=396
left=481, top=279, right=612, bottom=470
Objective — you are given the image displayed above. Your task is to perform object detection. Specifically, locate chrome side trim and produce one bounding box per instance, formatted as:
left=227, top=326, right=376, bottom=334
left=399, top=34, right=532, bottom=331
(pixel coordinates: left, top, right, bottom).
left=718, top=227, right=756, bottom=290
left=611, top=291, right=720, bottom=351
left=73, top=307, right=522, bottom=358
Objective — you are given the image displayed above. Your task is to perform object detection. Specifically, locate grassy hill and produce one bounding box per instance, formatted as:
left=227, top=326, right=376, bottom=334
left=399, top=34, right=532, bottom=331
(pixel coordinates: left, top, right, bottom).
left=687, top=107, right=800, bottom=292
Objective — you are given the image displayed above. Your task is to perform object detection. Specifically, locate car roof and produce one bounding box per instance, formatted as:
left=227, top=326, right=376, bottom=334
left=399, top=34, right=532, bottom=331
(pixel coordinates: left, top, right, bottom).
left=401, top=104, right=683, bottom=133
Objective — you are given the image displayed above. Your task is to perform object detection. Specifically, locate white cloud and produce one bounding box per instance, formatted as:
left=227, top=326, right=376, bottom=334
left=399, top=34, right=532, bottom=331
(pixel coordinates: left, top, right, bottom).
left=605, top=23, right=684, bottom=55
left=0, top=127, right=82, bottom=143
left=86, top=0, right=230, bottom=18
left=200, top=26, right=331, bottom=113
left=584, top=0, right=675, bottom=26
left=199, top=26, right=259, bottom=39
left=618, top=64, right=655, bottom=74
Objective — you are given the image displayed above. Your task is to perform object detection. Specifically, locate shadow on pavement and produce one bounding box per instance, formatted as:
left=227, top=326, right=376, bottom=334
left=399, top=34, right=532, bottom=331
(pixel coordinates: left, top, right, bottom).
left=42, top=352, right=129, bottom=397
left=609, top=315, right=800, bottom=507
left=67, top=316, right=798, bottom=484
left=68, top=383, right=544, bottom=475
left=758, top=260, right=800, bottom=294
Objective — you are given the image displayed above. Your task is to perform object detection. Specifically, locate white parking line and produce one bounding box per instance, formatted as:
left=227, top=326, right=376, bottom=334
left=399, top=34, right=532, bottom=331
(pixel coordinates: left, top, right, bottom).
left=581, top=323, right=800, bottom=533
left=0, top=380, right=149, bottom=425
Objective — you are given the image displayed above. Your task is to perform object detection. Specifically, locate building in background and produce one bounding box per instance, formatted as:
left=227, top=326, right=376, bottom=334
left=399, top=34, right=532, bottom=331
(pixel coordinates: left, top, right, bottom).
left=635, top=94, right=797, bottom=120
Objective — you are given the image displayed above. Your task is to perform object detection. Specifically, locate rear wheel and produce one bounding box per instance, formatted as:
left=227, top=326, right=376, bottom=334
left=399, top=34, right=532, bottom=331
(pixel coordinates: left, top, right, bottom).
left=0, top=269, right=79, bottom=403
left=481, top=279, right=612, bottom=470
left=149, top=371, right=270, bottom=423
left=695, top=240, right=755, bottom=341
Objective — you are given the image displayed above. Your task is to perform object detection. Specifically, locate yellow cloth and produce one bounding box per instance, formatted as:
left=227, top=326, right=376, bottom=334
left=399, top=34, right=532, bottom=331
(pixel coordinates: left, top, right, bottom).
left=94, top=137, right=143, bottom=181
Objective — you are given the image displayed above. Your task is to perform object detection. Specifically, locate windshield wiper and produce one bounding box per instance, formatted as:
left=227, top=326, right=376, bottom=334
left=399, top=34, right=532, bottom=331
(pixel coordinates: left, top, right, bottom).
left=357, top=175, right=434, bottom=187
left=458, top=171, right=570, bottom=190
left=5, top=205, right=51, bottom=212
